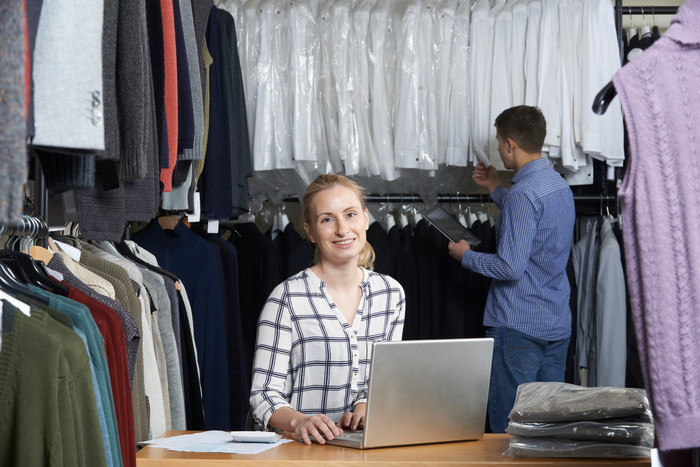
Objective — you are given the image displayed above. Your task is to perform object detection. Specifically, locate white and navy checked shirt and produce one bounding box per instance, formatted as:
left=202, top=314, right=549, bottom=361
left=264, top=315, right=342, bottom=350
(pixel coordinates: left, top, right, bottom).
left=462, top=157, right=575, bottom=341
left=250, top=267, right=405, bottom=429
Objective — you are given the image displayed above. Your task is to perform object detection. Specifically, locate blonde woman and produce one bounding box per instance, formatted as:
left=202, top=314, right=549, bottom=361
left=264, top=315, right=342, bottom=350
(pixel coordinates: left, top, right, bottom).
left=249, top=174, right=405, bottom=445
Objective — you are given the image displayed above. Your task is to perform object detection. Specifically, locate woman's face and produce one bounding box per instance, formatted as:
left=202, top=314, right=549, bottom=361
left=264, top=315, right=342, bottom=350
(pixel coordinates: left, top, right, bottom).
left=304, top=185, right=369, bottom=266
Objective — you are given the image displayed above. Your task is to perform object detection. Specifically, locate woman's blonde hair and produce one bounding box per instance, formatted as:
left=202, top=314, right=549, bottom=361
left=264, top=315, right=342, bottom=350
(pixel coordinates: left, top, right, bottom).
left=302, top=174, right=375, bottom=270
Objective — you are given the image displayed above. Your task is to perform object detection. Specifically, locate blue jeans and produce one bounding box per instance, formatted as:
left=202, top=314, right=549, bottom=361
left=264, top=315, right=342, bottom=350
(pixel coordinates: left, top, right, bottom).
left=485, top=327, right=569, bottom=433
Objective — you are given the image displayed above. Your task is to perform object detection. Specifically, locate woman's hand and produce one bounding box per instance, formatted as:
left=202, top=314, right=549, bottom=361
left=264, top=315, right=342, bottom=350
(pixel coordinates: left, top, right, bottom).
left=337, top=403, right=366, bottom=431
left=291, top=413, right=343, bottom=445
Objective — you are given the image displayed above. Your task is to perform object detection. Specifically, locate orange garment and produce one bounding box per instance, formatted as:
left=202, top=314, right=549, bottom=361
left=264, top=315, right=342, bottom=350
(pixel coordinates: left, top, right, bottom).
left=159, top=0, right=179, bottom=192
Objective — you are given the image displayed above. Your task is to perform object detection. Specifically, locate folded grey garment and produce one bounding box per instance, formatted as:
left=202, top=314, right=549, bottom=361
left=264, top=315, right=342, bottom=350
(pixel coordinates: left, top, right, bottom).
left=508, top=382, right=651, bottom=423
left=506, top=419, right=654, bottom=447
left=504, top=436, right=651, bottom=459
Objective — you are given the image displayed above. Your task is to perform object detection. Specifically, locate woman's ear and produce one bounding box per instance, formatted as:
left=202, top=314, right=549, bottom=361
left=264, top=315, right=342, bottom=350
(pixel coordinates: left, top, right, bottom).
left=303, top=222, right=316, bottom=243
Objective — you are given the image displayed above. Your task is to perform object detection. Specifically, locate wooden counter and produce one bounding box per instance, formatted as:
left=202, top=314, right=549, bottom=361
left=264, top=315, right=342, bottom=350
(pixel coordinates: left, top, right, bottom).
left=136, top=431, right=652, bottom=466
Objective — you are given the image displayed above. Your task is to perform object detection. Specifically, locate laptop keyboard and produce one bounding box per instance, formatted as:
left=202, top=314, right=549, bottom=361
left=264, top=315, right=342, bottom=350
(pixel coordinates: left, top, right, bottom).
left=337, top=430, right=364, bottom=441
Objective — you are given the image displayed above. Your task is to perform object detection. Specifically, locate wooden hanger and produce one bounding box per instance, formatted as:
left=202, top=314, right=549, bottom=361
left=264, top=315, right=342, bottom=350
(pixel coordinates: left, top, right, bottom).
left=158, top=215, right=180, bottom=230
left=28, top=245, right=54, bottom=266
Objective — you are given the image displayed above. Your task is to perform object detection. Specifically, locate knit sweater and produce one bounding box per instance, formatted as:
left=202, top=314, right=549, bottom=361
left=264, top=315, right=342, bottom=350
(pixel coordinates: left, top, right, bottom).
left=0, top=305, right=106, bottom=467
left=0, top=0, right=27, bottom=224
left=612, top=0, right=700, bottom=451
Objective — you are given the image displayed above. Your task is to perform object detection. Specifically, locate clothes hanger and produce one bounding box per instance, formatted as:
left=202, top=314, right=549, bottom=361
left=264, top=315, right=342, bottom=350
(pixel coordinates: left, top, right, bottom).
left=640, top=8, right=651, bottom=38
left=398, top=203, right=409, bottom=229
left=651, top=7, right=661, bottom=41
left=0, top=218, right=69, bottom=296
left=410, top=197, right=423, bottom=226
left=592, top=80, right=617, bottom=115
left=157, top=213, right=181, bottom=230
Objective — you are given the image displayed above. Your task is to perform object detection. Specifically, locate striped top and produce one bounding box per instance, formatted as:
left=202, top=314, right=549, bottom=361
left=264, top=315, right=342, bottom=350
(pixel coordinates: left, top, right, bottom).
left=250, top=268, right=405, bottom=429
left=462, top=157, right=575, bottom=340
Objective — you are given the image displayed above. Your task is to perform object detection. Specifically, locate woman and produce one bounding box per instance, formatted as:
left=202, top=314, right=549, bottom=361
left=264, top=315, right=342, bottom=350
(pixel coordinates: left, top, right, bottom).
left=249, top=174, right=405, bottom=445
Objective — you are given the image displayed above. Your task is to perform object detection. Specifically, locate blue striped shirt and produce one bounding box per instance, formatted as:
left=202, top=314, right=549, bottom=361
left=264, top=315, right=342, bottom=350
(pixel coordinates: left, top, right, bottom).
left=462, top=157, right=575, bottom=340
left=249, top=268, right=405, bottom=429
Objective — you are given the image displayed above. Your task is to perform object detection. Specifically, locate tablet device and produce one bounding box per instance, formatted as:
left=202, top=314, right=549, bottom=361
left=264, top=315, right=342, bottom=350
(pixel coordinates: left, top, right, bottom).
left=422, top=204, right=482, bottom=247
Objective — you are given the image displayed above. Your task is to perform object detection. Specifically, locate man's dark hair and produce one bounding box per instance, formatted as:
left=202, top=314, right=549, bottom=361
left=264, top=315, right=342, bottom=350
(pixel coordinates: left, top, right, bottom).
left=494, top=105, right=547, bottom=154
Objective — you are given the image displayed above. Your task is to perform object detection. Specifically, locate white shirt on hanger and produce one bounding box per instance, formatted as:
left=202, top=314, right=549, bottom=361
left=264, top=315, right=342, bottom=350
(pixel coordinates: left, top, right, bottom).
left=272, top=0, right=294, bottom=167
left=418, top=0, right=439, bottom=170
left=290, top=0, right=321, bottom=162
left=352, top=0, right=380, bottom=176
left=537, top=0, right=562, bottom=157
left=510, top=0, right=529, bottom=107
left=241, top=0, right=264, bottom=154
left=318, top=0, right=342, bottom=173
left=469, top=0, right=492, bottom=166
left=253, top=0, right=280, bottom=170
left=331, top=0, right=361, bottom=175
left=436, top=0, right=458, bottom=166
left=369, top=0, right=399, bottom=180
left=394, top=0, right=423, bottom=169
left=580, top=0, right=625, bottom=173
left=556, top=0, right=582, bottom=171
left=523, top=0, right=541, bottom=107
left=488, top=0, right=512, bottom=170
left=446, top=0, right=470, bottom=167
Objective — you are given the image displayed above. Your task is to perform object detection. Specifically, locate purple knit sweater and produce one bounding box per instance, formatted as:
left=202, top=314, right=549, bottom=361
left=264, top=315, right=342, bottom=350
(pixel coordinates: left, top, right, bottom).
left=612, top=0, right=700, bottom=452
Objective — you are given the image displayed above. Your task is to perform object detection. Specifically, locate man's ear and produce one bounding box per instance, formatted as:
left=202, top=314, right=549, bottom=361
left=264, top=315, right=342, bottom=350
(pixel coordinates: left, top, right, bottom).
left=506, top=137, right=517, bottom=153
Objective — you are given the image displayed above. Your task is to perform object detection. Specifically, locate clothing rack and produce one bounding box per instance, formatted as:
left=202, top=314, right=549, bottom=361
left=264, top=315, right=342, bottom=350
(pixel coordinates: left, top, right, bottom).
left=595, top=2, right=681, bottom=115
left=614, top=2, right=679, bottom=60
left=284, top=193, right=616, bottom=205
left=0, top=215, right=49, bottom=250
left=620, top=6, right=679, bottom=15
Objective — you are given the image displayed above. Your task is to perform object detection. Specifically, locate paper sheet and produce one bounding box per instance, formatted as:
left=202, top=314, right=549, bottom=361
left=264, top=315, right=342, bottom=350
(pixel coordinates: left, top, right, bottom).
left=143, top=431, right=293, bottom=455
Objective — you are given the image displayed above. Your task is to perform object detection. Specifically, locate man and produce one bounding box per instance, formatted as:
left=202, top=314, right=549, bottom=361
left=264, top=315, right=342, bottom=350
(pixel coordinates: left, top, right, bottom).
left=448, top=105, right=575, bottom=433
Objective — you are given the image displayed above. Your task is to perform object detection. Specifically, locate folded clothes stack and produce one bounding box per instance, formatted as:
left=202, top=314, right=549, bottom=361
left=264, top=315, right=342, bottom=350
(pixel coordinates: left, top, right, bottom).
left=503, top=382, right=653, bottom=459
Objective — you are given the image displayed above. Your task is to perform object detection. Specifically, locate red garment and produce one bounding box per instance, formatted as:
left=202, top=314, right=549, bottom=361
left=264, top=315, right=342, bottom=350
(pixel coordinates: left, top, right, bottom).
left=64, top=283, right=137, bottom=467
left=159, top=0, right=179, bottom=192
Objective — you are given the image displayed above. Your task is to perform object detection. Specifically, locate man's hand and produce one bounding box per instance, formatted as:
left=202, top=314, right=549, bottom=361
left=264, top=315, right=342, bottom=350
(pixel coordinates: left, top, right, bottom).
left=448, top=239, right=470, bottom=262
left=472, top=161, right=501, bottom=192
left=291, top=413, right=342, bottom=445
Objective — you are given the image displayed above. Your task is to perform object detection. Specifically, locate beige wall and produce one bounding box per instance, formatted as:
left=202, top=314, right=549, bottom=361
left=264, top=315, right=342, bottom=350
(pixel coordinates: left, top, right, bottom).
left=620, top=0, right=684, bottom=34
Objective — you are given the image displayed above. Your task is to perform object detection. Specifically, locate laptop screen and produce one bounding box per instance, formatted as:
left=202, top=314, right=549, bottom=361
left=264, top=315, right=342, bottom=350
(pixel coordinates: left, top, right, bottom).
left=359, top=338, right=494, bottom=449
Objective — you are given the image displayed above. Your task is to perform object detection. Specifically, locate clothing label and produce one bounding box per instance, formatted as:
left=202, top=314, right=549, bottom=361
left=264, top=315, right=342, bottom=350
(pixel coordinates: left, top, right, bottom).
left=207, top=220, right=219, bottom=234
left=186, top=192, right=201, bottom=223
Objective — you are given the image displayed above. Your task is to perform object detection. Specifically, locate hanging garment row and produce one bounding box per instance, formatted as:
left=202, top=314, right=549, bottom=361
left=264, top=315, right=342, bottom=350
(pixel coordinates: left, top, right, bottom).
left=220, top=0, right=624, bottom=187
left=0, top=216, right=215, bottom=467
left=1, top=217, right=137, bottom=467
left=0, top=199, right=636, bottom=465
left=3, top=0, right=255, bottom=239
left=572, top=214, right=630, bottom=389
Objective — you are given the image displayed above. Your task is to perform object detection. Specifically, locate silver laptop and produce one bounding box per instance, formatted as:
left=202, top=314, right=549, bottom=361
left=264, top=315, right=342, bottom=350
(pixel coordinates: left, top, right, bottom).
left=326, top=338, right=493, bottom=449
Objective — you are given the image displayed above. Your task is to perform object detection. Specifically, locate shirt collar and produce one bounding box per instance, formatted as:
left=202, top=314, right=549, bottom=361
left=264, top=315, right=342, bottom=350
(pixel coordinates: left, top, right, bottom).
left=511, top=156, right=547, bottom=185
left=305, top=267, right=370, bottom=289
left=665, top=0, right=700, bottom=46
